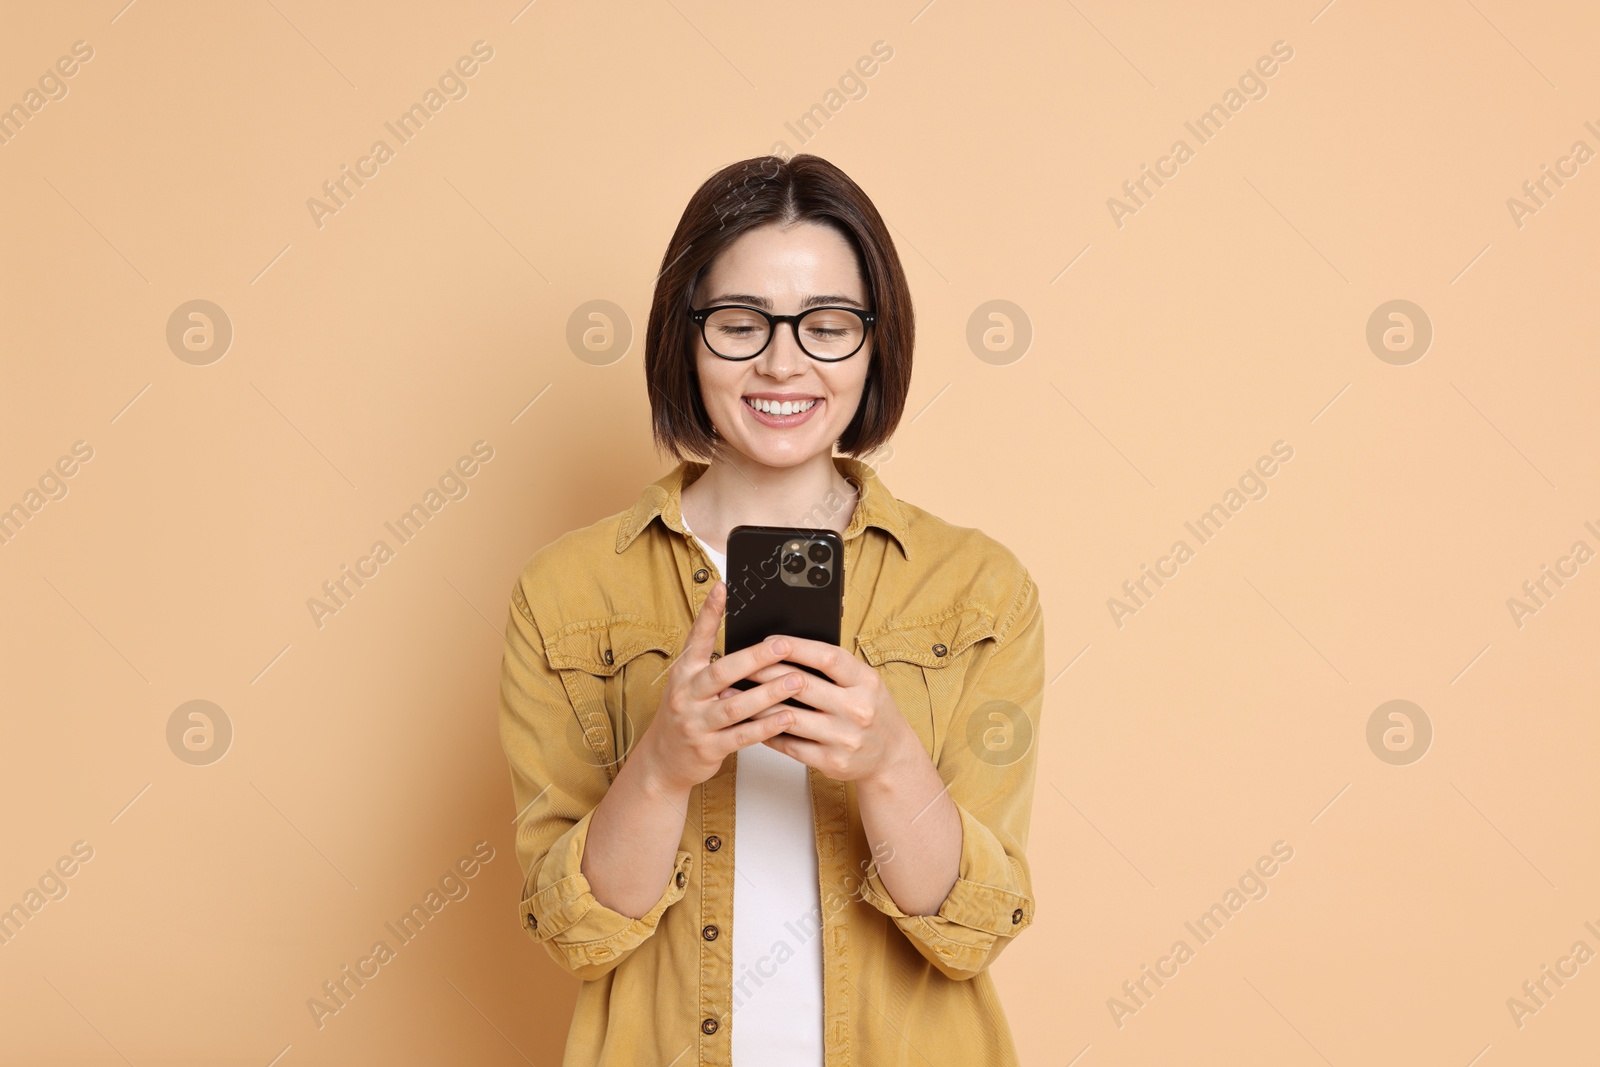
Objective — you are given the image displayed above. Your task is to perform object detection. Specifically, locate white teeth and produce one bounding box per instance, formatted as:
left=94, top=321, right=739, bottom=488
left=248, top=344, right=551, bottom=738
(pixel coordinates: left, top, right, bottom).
left=745, top=397, right=817, bottom=416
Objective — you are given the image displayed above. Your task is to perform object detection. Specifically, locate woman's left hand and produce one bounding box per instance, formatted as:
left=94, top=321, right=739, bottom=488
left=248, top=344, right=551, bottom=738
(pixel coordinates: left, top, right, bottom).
left=722, top=635, right=920, bottom=784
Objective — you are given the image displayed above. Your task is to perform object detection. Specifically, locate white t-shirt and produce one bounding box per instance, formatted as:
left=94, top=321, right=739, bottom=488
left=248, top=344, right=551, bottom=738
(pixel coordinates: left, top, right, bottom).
left=682, top=514, right=825, bottom=1065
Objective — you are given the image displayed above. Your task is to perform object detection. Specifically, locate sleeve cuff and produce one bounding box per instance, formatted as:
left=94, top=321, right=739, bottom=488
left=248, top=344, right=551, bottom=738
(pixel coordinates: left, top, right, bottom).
left=520, top=807, right=695, bottom=972
left=858, top=803, right=1034, bottom=974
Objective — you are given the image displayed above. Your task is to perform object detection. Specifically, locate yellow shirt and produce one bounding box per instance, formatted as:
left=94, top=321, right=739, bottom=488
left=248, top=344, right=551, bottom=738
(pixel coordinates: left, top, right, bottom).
left=498, top=455, right=1045, bottom=1066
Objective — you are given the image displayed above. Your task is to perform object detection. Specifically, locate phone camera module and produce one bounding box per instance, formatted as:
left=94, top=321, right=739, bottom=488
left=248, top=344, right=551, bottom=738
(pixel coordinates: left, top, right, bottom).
left=782, top=551, right=806, bottom=574
left=807, top=565, right=829, bottom=587
left=807, top=542, right=832, bottom=564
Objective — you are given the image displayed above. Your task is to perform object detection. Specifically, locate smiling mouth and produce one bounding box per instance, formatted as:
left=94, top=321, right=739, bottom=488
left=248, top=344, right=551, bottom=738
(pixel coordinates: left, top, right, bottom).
left=743, top=397, right=819, bottom=416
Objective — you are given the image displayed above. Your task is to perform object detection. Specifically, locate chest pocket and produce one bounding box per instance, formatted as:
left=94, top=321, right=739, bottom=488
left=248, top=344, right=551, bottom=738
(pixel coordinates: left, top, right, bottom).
left=545, top=613, right=681, bottom=784
left=856, top=602, right=998, bottom=762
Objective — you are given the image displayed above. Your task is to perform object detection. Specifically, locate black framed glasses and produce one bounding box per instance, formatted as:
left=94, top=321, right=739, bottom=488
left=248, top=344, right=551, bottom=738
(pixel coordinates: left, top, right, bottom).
left=690, top=304, right=876, bottom=362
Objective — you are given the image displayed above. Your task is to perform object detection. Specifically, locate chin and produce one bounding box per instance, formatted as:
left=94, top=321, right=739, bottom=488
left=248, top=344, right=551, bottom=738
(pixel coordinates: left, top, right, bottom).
left=726, top=434, right=834, bottom=469
left=741, top=445, right=818, bottom=468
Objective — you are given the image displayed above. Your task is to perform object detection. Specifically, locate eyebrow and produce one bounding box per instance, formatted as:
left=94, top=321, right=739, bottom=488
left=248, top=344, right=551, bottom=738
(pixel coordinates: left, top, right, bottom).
left=703, top=292, right=866, bottom=310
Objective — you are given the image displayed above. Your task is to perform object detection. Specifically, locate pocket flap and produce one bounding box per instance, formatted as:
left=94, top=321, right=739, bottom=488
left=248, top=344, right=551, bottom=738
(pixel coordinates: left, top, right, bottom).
left=856, top=602, right=997, bottom=669
left=545, top=614, right=680, bottom=676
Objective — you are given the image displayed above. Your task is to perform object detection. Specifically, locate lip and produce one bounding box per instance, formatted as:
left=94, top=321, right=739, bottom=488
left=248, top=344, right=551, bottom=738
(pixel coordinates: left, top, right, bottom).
left=742, top=395, right=823, bottom=428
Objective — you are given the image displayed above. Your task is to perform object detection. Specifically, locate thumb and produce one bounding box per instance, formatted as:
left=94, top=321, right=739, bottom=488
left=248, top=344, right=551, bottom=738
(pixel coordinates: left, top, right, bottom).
left=687, top=579, right=726, bottom=657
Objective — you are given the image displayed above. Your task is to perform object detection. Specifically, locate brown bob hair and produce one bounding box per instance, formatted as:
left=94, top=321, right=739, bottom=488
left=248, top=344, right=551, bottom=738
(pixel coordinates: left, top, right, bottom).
left=644, top=154, right=914, bottom=463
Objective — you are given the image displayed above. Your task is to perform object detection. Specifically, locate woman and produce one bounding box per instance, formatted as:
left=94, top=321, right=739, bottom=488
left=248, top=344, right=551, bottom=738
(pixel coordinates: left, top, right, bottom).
left=499, top=154, right=1045, bottom=1066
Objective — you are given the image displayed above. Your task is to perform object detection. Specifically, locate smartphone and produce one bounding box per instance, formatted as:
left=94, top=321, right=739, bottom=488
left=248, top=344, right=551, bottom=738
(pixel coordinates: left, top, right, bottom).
left=722, top=525, right=844, bottom=716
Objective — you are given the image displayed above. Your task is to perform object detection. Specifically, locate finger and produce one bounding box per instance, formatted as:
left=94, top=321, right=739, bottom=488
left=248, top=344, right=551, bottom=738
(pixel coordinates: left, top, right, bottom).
left=743, top=662, right=806, bottom=685
left=715, top=673, right=802, bottom=725
left=757, top=664, right=849, bottom=717
left=723, top=705, right=795, bottom=749
left=724, top=687, right=785, bottom=708
left=759, top=635, right=864, bottom=687
left=683, top=581, right=726, bottom=661
left=762, top=731, right=821, bottom=763
left=768, top=706, right=831, bottom=743
left=747, top=701, right=790, bottom=721
left=714, top=671, right=812, bottom=727
left=690, top=633, right=797, bottom=701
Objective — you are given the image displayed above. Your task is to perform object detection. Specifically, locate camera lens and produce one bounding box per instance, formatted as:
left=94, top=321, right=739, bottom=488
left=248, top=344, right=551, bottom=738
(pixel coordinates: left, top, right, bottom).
left=782, top=552, right=806, bottom=574
left=807, top=565, right=828, bottom=587
left=808, top=541, right=831, bottom=564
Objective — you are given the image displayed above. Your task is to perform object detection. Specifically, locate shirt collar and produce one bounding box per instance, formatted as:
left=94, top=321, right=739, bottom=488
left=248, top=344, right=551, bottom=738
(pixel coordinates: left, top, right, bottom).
left=615, top=455, right=911, bottom=560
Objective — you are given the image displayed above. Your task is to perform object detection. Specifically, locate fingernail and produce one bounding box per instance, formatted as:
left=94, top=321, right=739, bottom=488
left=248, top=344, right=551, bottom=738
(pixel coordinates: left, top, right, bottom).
left=784, top=673, right=802, bottom=689
left=769, top=637, right=789, bottom=655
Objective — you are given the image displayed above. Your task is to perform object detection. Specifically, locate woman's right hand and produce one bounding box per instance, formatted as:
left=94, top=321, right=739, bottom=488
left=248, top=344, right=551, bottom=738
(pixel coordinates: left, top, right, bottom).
left=636, top=580, right=808, bottom=795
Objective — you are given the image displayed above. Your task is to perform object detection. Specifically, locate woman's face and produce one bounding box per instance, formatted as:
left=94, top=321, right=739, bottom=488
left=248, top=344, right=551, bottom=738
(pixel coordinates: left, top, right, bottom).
left=690, top=220, right=873, bottom=470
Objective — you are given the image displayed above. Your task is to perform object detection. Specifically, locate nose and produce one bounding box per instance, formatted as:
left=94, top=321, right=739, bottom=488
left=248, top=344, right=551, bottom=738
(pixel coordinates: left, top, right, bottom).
left=757, top=319, right=808, bottom=379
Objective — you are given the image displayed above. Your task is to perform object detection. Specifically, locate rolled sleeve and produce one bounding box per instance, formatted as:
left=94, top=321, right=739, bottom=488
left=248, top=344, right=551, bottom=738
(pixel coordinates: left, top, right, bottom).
left=500, top=572, right=691, bottom=982
left=521, top=807, right=695, bottom=981
left=860, top=571, right=1043, bottom=981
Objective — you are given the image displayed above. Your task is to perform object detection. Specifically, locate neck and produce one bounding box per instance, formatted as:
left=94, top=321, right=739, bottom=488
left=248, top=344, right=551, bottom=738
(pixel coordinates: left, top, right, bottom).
left=680, top=450, right=860, bottom=555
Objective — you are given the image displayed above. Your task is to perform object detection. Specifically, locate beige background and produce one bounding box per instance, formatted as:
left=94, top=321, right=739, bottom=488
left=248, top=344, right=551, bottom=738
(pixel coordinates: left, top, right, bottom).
left=2, top=0, right=1597, bottom=1064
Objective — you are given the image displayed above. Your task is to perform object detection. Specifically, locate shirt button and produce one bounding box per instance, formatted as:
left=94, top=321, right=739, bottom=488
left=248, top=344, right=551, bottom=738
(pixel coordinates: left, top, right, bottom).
left=931, top=642, right=948, bottom=657
left=709, top=651, right=720, bottom=661
left=702, top=924, right=719, bottom=941
left=694, top=568, right=710, bottom=583
left=525, top=912, right=538, bottom=930
left=676, top=871, right=687, bottom=888
left=705, top=835, right=721, bottom=851
left=603, top=649, right=614, bottom=665
left=701, top=1018, right=719, bottom=1035
left=1012, top=907, right=1023, bottom=924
